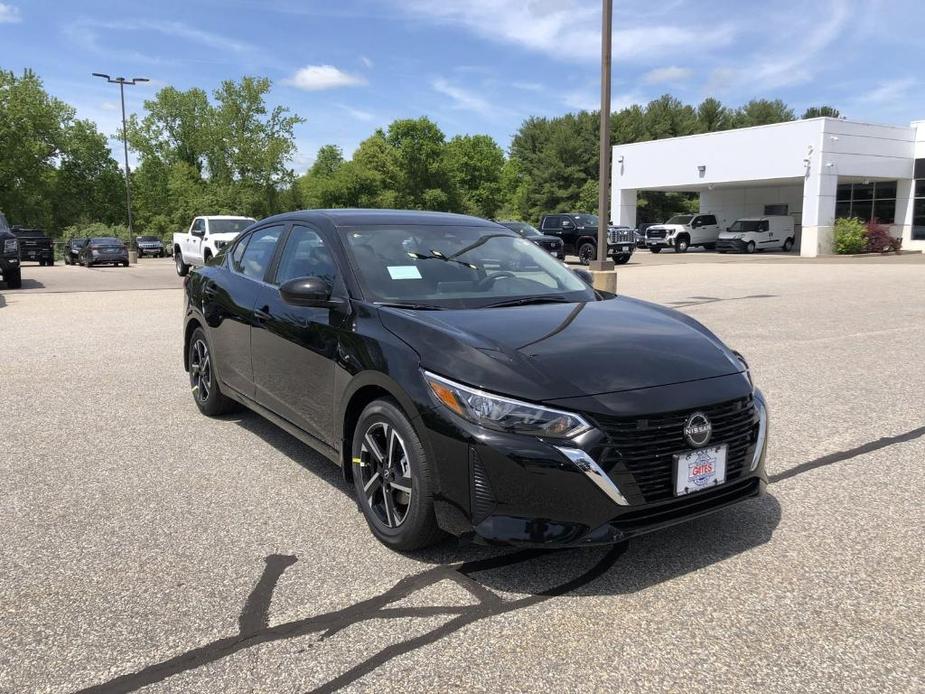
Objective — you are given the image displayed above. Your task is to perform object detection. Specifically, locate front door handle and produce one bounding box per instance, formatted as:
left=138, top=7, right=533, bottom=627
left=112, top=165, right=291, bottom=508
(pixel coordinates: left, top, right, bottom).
left=254, top=306, right=271, bottom=323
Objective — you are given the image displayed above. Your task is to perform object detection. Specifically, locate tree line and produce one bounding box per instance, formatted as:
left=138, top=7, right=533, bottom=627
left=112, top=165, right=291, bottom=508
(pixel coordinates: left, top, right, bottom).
left=0, top=68, right=840, bottom=237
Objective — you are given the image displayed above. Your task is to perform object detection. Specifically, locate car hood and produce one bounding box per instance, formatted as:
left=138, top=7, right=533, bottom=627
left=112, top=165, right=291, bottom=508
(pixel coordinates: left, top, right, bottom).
left=378, top=296, right=745, bottom=401
left=648, top=225, right=685, bottom=232
left=533, top=234, right=562, bottom=244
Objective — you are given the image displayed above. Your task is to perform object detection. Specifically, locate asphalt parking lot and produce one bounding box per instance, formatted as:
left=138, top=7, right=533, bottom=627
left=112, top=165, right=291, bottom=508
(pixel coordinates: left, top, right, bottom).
left=1, top=255, right=923, bottom=693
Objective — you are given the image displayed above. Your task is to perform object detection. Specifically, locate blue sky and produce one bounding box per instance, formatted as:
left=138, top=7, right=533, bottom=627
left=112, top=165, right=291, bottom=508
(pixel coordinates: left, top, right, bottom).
left=2, top=0, right=923, bottom=173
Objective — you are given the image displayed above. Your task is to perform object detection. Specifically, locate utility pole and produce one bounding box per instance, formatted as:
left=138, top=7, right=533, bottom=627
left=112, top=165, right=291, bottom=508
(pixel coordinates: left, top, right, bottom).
left=589, top=0, right=615, bottom=274
left=92, top=73, right=149, bottom=264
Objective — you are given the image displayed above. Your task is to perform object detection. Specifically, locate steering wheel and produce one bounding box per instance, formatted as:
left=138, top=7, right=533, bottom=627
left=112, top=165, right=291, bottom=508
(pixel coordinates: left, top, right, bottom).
left=476, top=271, right=517, bottom=290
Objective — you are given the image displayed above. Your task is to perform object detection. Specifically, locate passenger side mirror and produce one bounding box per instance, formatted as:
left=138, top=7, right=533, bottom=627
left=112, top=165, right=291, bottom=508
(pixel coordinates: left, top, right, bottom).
left=573, top=267, right=594, bottom=286
left=279, top=276, right=343, bottom=308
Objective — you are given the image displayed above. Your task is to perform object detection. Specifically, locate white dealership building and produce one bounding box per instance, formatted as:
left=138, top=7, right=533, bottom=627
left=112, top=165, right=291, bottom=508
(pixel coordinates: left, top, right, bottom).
left=611, top=117, right=925, bottom=255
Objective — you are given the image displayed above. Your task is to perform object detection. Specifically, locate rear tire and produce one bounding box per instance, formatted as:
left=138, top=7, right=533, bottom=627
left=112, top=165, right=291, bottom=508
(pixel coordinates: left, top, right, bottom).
left=175, top=251, right=190, bottom=277
left=122, top=261, right=129, bottom=267
left=577, top=241, right=596, bottom=266
left=783, top=237, right=794, bottom=252
left=352, top=399, right=444, bottom=551
left=4, top=268, right=22, bottom=289
left=188, top=327, right=237, bottom=416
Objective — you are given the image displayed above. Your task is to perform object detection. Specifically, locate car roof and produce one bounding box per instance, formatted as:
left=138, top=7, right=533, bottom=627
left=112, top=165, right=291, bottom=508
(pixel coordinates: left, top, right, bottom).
left=199, top=215, right=256, bottom=220
left=257, top=209, right=503, bottom=229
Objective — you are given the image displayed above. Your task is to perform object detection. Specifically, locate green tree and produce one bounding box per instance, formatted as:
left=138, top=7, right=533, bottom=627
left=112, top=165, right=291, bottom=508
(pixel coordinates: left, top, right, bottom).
left=802, top=105, right=841, bottom=119
left=385, top=117, right=451, bottom=209
left=696, top=97, right=733, bottom=132
left=309, top=144, right=344, bottom=177
left=734, top=99, right=795, bottom=127
left=643, top=94, right=698, bottom=139
left=443, top=134, right=505, bottom=218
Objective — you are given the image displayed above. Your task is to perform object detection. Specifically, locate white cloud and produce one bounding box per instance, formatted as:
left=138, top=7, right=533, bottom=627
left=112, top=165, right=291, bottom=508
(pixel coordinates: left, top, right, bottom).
left=284, top=65, right=367, bottom=91
left=397, top=0, right=735, bottom=63
left=862, top=77, right=915, bottom=105
left=512, top=81, right=544, bottom=92
left=0, top=3, right=21, bottom=23
left=359, top=55, right=373, bottom=68
left=338, top=104, right=375, bottom=121
left=433, top=78, right=493, bottom=115
left=643, top=66, right=693, bottom=85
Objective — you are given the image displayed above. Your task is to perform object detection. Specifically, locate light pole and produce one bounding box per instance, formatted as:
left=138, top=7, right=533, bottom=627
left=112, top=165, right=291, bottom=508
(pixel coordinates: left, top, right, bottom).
left=93, top=73, right=149, bottom=263
left=589, top=0, right=615, bottom=274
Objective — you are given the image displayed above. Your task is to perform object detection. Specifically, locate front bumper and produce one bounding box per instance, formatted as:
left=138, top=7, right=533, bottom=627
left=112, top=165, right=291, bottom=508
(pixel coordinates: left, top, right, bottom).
left=716, top=239, right=748, bottom=252
left=608, top=242, right=635, bottom=257
left=138, top=246, right=164, bottom=255
left=645, top=238, right=671, bottom=248
left=421, top=381, right=769, bottom=547
left=0, top=255, right=20, bottom=274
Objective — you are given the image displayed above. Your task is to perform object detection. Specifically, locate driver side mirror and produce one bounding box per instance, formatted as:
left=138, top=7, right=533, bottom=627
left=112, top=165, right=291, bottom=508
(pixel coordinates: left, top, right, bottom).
left=280, top=276, right=344, bottom=308
left=561, top=220, right=575, bottom=230
left=573, top=267, right=593, bottom=286
left=191, top=227, right=205, bottom=237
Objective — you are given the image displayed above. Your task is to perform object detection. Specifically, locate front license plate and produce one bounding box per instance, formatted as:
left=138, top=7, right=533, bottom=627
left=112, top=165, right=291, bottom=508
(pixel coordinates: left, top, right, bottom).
left=620, top=246, right=630, bottom=253
left=674, top=445, right=727, bottom=496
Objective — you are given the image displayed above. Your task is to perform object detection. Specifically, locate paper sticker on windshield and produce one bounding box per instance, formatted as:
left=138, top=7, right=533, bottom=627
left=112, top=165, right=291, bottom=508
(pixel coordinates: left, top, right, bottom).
left=387, top=265, right=422, bottom=280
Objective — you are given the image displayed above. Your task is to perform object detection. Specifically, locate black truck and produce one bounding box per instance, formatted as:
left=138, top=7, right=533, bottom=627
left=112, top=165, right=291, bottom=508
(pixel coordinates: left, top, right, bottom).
left=538, top=213, right=635, bottom=265
left=12, top=227, right=54, bottom=265
left=0, top=212, right=23, bottom=289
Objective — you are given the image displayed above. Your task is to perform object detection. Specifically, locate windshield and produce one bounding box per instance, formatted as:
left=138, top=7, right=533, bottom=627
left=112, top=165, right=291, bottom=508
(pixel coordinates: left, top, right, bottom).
left=500, top=221, right=542, bottom=237
left=728, top=220, right=762, bottom=232
left=137, top=236, right=160, bottom=242
left=571, top=214, right=598, bottom=227
left=0, top=212, right=8, bottom=231
left=13, top=229, right=46, bottom=237
left=342, top=225, right=593, bottom=309
left=90, top=237, right=123, bottom=245
left=666, top=215, right=693, bottom=225
left=210, top=219, right=255, bottom=235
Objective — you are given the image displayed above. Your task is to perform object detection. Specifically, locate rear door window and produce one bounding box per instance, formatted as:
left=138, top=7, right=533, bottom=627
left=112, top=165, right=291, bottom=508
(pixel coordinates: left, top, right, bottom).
left=541, top=216, right=561, bottom=231
left=700, top=215, right=717, bottom=226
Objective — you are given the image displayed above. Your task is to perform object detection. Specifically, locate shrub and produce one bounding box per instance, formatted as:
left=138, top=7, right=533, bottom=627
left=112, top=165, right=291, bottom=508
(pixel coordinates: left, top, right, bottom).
left=833, top=217, right=866, bottom=254
left=62, top=222, right=131, bottom=242
left=864, top=220, right=902, bottom=253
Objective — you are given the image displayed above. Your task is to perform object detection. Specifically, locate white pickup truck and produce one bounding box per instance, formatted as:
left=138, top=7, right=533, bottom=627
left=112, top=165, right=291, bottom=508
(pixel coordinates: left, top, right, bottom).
left=644, top=213, right=721, bottom=253
left=173, top=215, right=255, bottom=276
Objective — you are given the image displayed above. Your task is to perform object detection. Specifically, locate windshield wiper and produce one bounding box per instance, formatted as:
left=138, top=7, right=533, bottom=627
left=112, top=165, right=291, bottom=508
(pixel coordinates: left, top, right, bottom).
left=482, top=296, right=576, bottom=309
left=374, top=301, right=446, bottom=311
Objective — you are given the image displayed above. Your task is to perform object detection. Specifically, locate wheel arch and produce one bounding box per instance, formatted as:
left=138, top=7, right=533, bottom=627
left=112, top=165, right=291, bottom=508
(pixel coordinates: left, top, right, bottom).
left=183, top=317, right=203, bottom=372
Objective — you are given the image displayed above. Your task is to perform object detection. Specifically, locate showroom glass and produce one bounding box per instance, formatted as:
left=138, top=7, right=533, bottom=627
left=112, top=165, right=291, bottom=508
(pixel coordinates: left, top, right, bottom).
left=666, top=215, right=693, bottom=225
left=233, top=226, right=283, bottom=279
left=210, top=219, right=254, bottom=235
left=275, top=226, right=337, bottom=286
left=913, top=178, right=925, bottom=240
left=835, top=181, right=896, bottom=224
left=341, top=225, right=593, bottom=308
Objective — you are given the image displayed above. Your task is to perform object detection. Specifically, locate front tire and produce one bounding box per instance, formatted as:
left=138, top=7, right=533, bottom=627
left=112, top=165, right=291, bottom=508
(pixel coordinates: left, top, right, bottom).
left=188, top=328, right=237, bottom=416
left=746, top=241, right=756, bottom=254
left=4, top=268, right=22, bottom=289
left=612, top=253, right=631, bottom=265
left=783, top=237, right=794, bottom=252
left=649, top=247, right=662, bottom=254
left=674, top=237, right=690, bottom=253
left=577, top=242, right=596, bottom=266
left=352, top=399, right=443, bottom=550
left=176, top=251, right=190, bottom=277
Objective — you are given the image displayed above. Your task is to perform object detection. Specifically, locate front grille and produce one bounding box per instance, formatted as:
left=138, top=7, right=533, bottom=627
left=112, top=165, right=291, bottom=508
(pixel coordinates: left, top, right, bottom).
left=646, top=229, right=667, bottom=239
left=608, top=229, right=632, bottom=243
left=589, top=397, right=758, bottom=504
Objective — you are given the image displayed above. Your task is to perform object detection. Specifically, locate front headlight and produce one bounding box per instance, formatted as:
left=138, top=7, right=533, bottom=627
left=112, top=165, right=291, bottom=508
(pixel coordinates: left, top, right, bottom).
left=3, top=238, right=17, bottom=254
left=423, top=371, right=591, bottom=438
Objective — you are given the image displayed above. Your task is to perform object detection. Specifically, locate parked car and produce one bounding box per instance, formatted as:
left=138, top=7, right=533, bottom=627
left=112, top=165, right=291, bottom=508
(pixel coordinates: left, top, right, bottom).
left=183, top=209, right=768, bottom=551
left=717, top=216, right=796, bottom=254
left=78, top=236, right=129, bottom=267
left=538, top=213, right=635, bottom=265
left=497, top=220, right=564, bottom=259
left=644, top=213, right=721, bottom=253
left=173, top=215, right=256, bottom=276
left=635, top=222, right=658, bottom=248
left=12, top=227, right=54, bottom=265
left=63, top=238, right=88, bottom=265
left=136, top=235, right=166, bottom=258
left=0, top=212, right=22, bottom=289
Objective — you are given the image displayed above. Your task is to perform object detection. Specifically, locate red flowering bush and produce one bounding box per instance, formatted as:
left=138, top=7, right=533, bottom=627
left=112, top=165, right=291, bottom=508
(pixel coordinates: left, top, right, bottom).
left=864, top=220, right=902, bottom=254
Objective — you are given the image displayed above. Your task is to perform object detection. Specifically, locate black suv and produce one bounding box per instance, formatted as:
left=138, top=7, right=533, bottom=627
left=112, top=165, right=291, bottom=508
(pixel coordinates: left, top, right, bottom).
left=539, top=213, right=634, bottom=265
left=136, top=235, right=166, bottom=257
left=12, top=227, right=54, bottom=265
left=0, top=212, right=22, bottom=289
left=64, top=238, right=88, bottom=265
left=497, top=221, right=565, bottom=259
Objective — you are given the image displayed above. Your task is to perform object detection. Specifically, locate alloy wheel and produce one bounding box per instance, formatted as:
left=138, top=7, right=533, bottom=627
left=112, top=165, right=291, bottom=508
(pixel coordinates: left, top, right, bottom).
left=578, top=243, right=595, bottom=266
left=189, top=338, right=212, bottom=403
left=358, top=421, right=413, bottom=528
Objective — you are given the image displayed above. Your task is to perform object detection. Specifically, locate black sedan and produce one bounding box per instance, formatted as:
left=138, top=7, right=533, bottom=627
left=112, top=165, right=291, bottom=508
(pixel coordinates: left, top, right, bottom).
left=498, top=220, right=565, bottom=259
left=78, top=237, right=129, bottom=267
left=136, top=235, right=166, bottom=258
left=183, top=210, right=768, bottom=550
left=63, top=237, right=88, bottom=265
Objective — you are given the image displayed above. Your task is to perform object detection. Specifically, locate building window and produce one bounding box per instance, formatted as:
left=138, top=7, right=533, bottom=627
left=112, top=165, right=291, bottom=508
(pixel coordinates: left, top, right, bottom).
left=913, top=179, right=925, bottom=240
left=834, top=181, right=896, bottom=224
left=764, top=203, right=789, bottom=215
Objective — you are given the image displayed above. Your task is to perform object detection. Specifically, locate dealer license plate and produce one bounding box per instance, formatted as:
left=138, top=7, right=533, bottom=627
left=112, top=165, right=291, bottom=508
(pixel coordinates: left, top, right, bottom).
left=674, top=445, right=727, bottom=496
